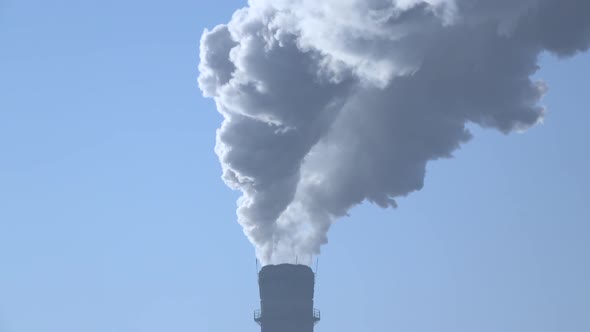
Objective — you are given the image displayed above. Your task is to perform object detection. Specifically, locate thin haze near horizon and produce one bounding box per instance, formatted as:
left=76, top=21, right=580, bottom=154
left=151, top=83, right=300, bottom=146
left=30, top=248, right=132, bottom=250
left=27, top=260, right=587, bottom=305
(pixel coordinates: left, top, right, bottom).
left=0, top=1, right=589, bottom=332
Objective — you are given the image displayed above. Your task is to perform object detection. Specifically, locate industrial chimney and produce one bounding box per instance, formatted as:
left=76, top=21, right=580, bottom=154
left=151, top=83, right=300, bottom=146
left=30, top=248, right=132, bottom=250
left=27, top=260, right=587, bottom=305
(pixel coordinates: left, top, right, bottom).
left=254, top=264, right=320, bottom=332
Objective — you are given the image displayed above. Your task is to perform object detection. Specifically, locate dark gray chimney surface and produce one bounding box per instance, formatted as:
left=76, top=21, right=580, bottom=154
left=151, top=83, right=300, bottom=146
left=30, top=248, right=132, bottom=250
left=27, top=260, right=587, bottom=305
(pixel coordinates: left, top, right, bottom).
left=255, top=264, right=320, bottom=332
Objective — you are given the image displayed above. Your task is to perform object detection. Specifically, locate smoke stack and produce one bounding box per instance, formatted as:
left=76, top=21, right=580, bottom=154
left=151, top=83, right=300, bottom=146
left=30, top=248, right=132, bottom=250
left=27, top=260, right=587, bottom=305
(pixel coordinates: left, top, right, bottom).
left=254, top=264, right=320, bottom=332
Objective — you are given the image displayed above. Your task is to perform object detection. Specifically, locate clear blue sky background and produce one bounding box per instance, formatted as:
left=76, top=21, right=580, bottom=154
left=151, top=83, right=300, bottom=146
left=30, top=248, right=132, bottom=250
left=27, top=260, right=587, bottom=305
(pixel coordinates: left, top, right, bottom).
left=1, top=1, right=589, bottom=331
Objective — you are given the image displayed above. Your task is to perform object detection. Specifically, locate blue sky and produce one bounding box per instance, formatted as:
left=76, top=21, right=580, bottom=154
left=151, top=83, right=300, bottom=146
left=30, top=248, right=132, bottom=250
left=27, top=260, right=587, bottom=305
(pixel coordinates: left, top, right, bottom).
left=0, top=1, right=588, bottom=332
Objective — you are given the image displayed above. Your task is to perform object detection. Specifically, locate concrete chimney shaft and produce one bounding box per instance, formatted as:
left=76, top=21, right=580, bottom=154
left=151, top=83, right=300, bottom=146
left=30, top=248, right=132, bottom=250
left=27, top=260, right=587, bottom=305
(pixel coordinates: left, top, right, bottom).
left=254, top=264, right=320, bottom=332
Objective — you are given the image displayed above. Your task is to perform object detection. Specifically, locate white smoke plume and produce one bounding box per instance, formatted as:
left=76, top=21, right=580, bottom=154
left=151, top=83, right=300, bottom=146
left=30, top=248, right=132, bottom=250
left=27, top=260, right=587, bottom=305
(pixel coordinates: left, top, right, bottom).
left=198, top=0, right=590, bottom=264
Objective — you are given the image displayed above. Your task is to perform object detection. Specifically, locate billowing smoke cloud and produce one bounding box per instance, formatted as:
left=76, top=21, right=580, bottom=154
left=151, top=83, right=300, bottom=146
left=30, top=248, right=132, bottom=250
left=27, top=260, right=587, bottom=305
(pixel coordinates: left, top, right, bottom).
left=199, top=0, right=590, bottom=264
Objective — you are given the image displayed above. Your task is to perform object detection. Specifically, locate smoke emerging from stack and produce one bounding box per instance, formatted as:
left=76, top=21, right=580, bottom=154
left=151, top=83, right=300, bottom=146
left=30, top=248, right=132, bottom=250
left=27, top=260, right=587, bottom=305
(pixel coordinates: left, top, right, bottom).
left=199, top=0, right=590, bottom=264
